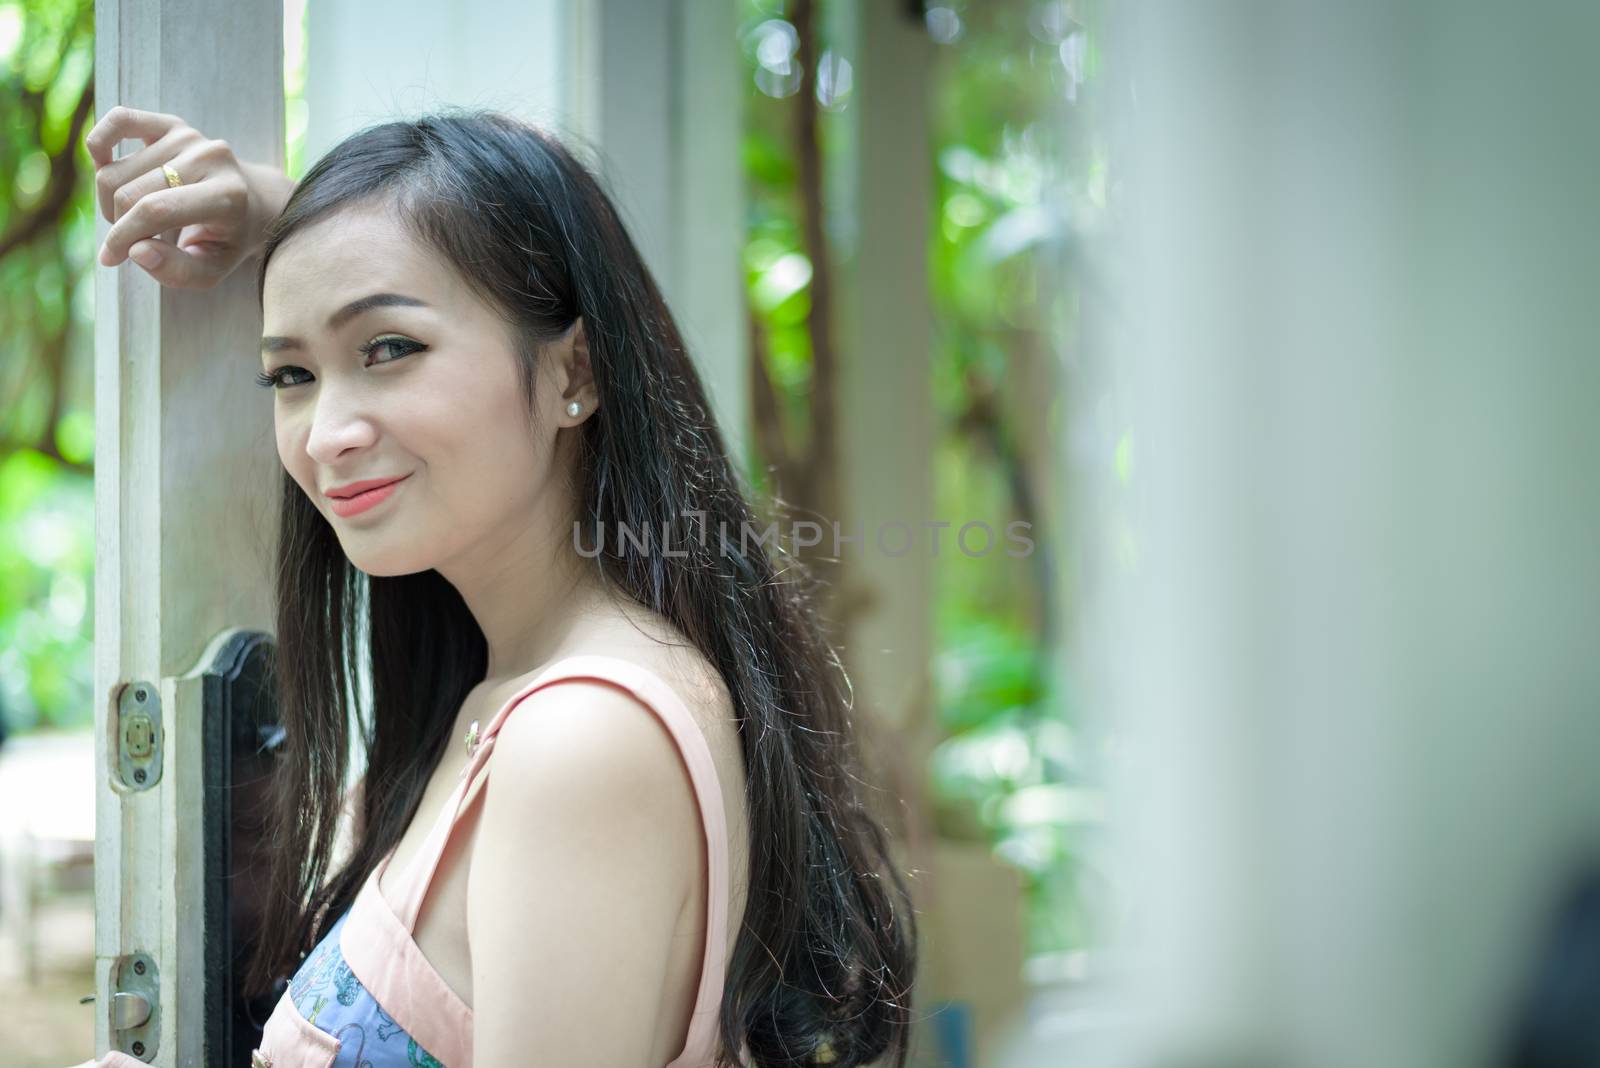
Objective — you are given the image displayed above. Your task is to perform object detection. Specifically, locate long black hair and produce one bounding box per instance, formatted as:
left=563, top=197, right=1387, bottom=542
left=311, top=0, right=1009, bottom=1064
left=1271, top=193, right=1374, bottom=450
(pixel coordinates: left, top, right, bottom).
left=243, top=107, right=917, bottom=1067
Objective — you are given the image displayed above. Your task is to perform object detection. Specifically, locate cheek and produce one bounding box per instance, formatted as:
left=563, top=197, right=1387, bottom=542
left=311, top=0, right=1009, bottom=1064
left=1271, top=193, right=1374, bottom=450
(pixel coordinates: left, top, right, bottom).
left=494, top=393, right=554, bottom=472
left=274, top=416, right=316, bottom=500
left=423, top=363, right=543, bottom=466
left=451, top=402, right=555, bottom=506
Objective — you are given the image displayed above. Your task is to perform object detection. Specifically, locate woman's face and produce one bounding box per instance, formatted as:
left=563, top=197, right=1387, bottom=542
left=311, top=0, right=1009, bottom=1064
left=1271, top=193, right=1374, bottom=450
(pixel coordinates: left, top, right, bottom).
left=260, top=201, right=575, bottom=578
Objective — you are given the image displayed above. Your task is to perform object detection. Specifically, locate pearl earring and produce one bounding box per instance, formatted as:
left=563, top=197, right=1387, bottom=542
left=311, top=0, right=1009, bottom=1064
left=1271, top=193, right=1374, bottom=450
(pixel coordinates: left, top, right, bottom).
left=566, top=401, right=582, bottom=418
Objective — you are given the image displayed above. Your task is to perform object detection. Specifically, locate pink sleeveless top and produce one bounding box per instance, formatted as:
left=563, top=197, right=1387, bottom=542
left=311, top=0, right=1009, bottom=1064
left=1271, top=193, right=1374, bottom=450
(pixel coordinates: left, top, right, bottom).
left=252, top=654, right=745, bottom=1068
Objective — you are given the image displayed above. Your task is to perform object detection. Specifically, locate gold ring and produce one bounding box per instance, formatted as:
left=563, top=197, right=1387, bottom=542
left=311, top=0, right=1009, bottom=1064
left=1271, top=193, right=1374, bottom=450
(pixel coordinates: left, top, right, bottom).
left=162, top=163, right=183, bottom=188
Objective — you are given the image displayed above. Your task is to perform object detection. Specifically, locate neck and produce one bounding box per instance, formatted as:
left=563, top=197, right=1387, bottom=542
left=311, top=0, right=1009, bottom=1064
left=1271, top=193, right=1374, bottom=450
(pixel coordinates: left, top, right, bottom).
left=437, top=497, right=605, bottom=682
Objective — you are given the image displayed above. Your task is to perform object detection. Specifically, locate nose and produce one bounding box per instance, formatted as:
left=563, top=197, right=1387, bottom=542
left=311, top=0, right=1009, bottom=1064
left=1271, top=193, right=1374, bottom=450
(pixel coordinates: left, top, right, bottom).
left=303, top=387, right=379, bottom=466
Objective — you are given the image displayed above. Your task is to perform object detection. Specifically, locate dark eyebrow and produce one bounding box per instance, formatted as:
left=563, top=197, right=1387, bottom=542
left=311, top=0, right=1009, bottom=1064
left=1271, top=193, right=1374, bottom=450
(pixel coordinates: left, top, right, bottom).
left=260, top=293, right=430, bottom=354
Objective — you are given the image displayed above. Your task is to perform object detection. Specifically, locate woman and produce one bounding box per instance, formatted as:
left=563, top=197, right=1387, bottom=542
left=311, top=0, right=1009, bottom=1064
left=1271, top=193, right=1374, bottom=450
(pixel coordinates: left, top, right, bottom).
left=78, top=106, right=916, bottom=1067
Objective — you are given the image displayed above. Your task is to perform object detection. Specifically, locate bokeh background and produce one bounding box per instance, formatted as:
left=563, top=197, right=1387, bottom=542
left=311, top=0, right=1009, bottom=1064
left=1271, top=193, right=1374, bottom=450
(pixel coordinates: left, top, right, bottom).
left=13, top=2, right=1600, bottom=1067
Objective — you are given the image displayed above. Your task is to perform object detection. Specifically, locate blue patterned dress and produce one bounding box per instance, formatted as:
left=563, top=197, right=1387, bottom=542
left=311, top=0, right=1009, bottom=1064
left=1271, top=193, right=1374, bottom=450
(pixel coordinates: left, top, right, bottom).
left=273, top=909, right=445, bottom=1067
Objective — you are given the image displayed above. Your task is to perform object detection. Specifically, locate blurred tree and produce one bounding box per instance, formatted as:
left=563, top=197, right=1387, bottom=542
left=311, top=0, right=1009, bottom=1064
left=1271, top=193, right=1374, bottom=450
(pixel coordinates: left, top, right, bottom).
left=921, top=0, right=1106, bottom=965
left=2, top=0, right=94, bottom=471
left=739, top=0, right=1103, bottom=963
left=739, top=0, right=853, bottom=658
left=928, top=0, right=1091, bottom=664
left=0, top=0, right=96, bottom=733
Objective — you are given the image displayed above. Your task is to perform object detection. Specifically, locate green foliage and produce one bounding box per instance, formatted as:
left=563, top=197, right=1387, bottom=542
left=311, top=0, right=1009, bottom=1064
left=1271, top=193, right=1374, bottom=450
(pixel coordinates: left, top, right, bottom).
left=737, top=5, right=817, bottom=492
left=1, top=0, right=96, bottom=735
left=0, top=448, right=93, bottom=731
left=738, top=0, right=1106, bottom=962
left=929, top=615, right=1111, bottom=956
left=922, top=0, right=1105, bottom=961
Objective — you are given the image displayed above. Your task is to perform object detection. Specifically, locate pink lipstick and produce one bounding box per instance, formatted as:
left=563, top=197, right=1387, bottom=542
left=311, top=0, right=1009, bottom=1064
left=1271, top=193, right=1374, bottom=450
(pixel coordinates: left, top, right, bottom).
left=327, top=474, right=409, bottom=517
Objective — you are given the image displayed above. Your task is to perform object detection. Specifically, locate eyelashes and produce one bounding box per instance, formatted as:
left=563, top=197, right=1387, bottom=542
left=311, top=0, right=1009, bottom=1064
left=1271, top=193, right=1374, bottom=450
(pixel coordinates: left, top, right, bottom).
left=255, top=336, right=427, bottom=390
left=255, top=367, right=305, bottom=389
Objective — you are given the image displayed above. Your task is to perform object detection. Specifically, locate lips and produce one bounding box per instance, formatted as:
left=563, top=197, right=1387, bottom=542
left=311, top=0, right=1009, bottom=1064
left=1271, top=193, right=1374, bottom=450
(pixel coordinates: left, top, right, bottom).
left=326, top=474, right=410, bottom=518
left=326, top=475, right=408, bottom=500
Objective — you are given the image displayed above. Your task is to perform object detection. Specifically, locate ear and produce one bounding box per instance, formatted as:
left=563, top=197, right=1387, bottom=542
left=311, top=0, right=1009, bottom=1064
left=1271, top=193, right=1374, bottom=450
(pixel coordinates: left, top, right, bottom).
left=556, top=317, right=599, bottom=422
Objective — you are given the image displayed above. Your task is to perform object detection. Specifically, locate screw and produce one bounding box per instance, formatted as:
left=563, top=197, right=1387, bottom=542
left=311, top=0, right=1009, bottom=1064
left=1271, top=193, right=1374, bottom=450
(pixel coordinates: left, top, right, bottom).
left=134, top=768, right=146, bottom=784
left=133, top=959, right=146, bottom=975
left=132, top=1040, right=145, bottom=1056
left=135, top=687, right=147, bottom=702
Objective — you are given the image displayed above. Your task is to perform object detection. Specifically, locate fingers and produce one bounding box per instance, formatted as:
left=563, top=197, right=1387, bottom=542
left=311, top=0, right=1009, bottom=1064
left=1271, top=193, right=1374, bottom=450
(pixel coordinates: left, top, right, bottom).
left=98, top=174, right=246, bottom=265
left=91, top=1053, right=154, bottom=1068
left=62, top=1055, right=143, bottom=1068
left=84, top=109, right=256, bottom=290
left=93, top=126, right=198, bottom=224
left=120, top=236, right=224, bottom=290
left=83, top=105, right=189, bottom=168
left=96, top=135, right=237, bottom=230
left=95, top=139, right=242, bottom=256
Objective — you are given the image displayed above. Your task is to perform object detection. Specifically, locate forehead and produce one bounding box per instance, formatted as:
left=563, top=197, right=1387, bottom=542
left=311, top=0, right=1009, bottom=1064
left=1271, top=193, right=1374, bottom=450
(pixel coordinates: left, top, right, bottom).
left=262, top=202, right=452, bottom=321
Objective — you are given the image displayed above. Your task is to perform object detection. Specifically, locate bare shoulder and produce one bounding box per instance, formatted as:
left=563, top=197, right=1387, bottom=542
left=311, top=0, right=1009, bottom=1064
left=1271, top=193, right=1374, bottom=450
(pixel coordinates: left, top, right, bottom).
left=465, top=645, right=713, bottom=1065
left=468, top=592, right=753, bottom=1039
left=488, top=672, right=706, bottom=797
left=473, top=595, right=739, bottom=847
left=542, top=593, right=750, bottom=896
left=468, top=673, right=706, bottom=915
left=570, top=601, right=752, bottom=923
left=484, top=672, right=704, bottom=811
left=563, top=592, right=741, bottom=755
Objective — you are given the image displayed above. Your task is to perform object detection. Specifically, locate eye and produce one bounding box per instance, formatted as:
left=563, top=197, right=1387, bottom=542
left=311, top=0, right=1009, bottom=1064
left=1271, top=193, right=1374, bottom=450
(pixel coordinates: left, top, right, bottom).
left=360, top=335, right=425, bottom=365
left=254, top=336, right=426, bottom=390
left=255, top=366, right=312, bottom=389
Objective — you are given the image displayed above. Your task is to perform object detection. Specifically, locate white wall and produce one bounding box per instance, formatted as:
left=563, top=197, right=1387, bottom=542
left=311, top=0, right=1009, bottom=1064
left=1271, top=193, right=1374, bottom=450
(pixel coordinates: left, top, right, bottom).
left=305, top=0, right=572, bottom=143
left=1094, top=3, right=1600, bottom=1066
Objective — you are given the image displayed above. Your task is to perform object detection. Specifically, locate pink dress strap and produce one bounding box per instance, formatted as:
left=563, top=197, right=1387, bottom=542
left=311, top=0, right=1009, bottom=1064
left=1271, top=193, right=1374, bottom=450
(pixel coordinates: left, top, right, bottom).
left=374, top=653, right=735, bottom=1067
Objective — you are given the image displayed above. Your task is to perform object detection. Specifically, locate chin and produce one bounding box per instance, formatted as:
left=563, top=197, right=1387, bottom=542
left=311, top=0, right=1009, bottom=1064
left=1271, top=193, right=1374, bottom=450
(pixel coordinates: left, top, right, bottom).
left=342, top=542, right=431, bottom=579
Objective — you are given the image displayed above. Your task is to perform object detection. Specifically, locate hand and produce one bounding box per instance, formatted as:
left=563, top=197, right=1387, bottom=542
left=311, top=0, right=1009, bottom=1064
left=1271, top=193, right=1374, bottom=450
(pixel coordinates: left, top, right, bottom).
left=85, top=105, right=284, bottom=289
left=65, top=1053, right=149, bottom=1068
